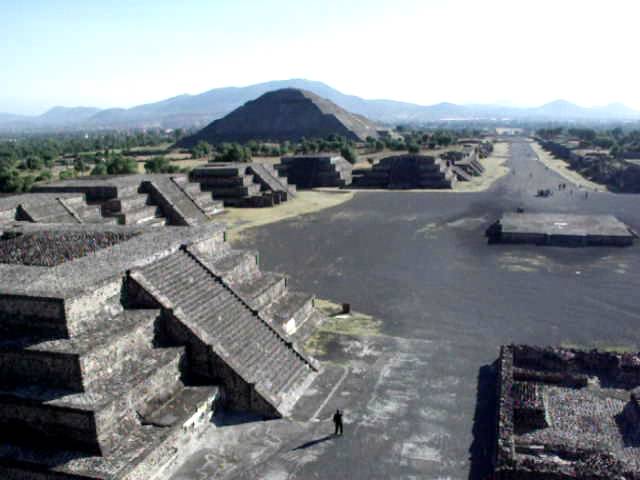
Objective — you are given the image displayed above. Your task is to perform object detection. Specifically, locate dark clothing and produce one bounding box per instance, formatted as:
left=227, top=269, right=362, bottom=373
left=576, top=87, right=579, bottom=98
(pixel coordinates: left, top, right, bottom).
left=333, top=411, right=343, bottom=435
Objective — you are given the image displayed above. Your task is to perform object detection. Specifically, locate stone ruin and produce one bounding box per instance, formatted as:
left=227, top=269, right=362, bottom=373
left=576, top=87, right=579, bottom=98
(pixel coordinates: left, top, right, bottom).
left=275, top=154, right=353, bottom=188
left=190, top=162, right=296, bottom=207
left=486, top=213, right=635, bottom=247
left=0, top=174, right=224, bottom=229
left=441, top=145, right=486, bottom=182
left=495, top=345, right=640, bottom=479
left=0, top=222, right=325, bottom=479
left=352, top=154, right=457, bottom=189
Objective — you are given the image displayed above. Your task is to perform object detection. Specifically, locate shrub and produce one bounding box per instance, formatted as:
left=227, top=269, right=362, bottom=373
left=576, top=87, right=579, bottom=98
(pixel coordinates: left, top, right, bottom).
left=340, top=146, right=358, bottom=164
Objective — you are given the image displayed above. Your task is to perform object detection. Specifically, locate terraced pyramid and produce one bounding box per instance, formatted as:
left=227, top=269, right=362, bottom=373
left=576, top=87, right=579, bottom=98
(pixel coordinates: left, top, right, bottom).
left=179, top=88, right=381, bottom=146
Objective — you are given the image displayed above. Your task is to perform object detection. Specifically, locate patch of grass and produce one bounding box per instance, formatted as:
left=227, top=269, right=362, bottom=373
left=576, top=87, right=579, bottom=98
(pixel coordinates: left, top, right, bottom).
left=224, top=190, right=354, bottom=243
left=305, top=299, right=383, bottom=357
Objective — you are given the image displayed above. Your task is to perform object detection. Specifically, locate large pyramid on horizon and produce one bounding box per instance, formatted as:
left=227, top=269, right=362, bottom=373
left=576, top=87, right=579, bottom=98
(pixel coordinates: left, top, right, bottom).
left=179, top=88, right=380, bottom=146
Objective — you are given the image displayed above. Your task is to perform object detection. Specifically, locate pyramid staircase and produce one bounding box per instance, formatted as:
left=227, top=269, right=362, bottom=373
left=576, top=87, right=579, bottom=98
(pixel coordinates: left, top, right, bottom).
left=247, top=163, right=297, bottom=202
left=101, top=182, right=167, bottom=227
left=129, top=247, right=319, bottom=417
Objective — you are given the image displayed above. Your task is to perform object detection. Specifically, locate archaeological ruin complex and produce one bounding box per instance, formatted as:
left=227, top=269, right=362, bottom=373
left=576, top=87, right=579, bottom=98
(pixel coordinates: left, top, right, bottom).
left=1, top=174, right=223, bottom=228
left=495, top=345, right=640, bottom=479
left=0, top=220, right=325, bottom=479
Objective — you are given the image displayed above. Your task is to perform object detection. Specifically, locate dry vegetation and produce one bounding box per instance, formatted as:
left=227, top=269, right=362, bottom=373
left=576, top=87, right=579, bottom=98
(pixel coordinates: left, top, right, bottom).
left=220, top=190, right=355, bottom=242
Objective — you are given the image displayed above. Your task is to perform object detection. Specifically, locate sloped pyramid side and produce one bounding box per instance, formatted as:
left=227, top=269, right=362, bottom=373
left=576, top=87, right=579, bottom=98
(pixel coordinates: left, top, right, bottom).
left=179, top=88, right=379, bottom=147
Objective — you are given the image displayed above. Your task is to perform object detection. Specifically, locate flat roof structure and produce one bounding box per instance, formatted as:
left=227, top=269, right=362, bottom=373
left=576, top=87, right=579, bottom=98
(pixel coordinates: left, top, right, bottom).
left=495, top=345, right=640, bottom=479
left=487, top=213, right=635, bottom=246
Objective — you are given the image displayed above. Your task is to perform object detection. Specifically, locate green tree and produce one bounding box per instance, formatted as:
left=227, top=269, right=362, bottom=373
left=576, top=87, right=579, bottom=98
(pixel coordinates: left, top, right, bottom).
left=36, top=170, right=53, bottom=182
left=105, top=154, right=137, bottom=174
left=25, top=155, right=44, bottom=170
left=407, top=143, right=420, bottom=154
left=340, top=146, right=358, bottom=164
left=144, top=156, right=180, bottom=173
left=91, top=161, right=108, bottom=176
left=191, top=141, right=212, bottom=159
left=73, top=157, right=88, bottom=173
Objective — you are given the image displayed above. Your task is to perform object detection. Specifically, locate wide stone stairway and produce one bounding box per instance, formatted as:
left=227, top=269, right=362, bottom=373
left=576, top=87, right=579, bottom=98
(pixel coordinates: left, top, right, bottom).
left=130, top=248, right=318, bottom=417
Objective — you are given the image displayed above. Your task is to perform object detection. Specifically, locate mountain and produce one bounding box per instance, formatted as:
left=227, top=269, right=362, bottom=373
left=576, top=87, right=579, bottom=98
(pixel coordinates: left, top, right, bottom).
left=0, top=112, right=28, bottom=125
left=1, top=79, right=639, bottom=132
left=178, top=88, right=381, bottom=147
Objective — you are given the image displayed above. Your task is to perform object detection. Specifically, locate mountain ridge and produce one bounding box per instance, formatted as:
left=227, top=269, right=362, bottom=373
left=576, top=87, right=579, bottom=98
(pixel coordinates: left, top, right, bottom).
left=1, top=79, right=639, bottom=131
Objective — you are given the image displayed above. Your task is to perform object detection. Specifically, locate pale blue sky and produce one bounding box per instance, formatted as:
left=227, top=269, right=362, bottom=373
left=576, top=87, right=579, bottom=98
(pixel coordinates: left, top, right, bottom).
left=2, top=0, right=640, bottom=115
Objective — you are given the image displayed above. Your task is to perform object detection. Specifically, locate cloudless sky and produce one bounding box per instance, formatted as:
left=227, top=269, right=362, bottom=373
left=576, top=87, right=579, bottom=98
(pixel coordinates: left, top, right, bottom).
left=2, top=0, right=640, bottom=115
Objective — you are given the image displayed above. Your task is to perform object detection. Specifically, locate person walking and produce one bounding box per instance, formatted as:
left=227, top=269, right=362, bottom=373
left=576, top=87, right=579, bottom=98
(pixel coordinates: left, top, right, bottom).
left=333, top=409, right=343, bottom=436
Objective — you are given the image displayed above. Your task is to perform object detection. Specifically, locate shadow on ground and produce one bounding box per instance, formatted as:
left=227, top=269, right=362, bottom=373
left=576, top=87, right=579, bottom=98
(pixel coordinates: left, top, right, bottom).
left=468, top=363, right=497, bottom=480
left=291, top=434, right=335, bottom=451
left=211, top=409, right=267, bottom=427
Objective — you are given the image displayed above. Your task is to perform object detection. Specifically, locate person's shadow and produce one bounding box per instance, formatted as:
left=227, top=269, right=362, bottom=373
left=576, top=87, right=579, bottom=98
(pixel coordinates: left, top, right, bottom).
left=291, top=435, right=335, bottom=451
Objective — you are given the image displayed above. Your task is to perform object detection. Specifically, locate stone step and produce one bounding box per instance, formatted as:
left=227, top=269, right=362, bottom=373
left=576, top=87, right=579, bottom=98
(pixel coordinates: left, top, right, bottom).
left=0, top=385, right=217, bottom=480
left=74, top=204, right=104, bottom=223
left=0, top=346, right=184, bottom=455
left=203, top=249, right=259, bottom=284
left=231, top=272, right=287, bottom=311
left=0, top=309, right=159, bottom=392
left=121, top=205, right=163, bottom=225
left=134, top=250, right=313, bottom=413
left=290, top=310, right=326, bottom=344
left=145, top=178, right=208, bottom=226
left=194, top=174, right=255, bottom=187
left=18, top=200, right=79, bottom=224
left=103, top=193, right=150, bottom=214
left=200, top=183, right=261, bottom=197
left=191, top=165, right=248, bottom=177
left=262, top=291, right=314, bottom=335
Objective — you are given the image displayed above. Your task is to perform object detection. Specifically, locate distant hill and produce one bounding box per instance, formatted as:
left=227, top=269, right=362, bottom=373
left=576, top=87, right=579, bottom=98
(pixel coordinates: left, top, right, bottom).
left=178, top=88, right=381, bottom=147
left=2, top=78, right=640, bottom=132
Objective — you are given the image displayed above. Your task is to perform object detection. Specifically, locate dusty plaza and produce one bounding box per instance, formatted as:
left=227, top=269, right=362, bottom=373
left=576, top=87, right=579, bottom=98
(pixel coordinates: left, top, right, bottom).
left=162, top=140, right=640, bottom=479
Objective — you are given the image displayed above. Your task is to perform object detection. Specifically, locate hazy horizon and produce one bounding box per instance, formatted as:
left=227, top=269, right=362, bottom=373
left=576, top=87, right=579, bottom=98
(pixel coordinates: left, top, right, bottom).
left=3, top=0, right=640, bottom=115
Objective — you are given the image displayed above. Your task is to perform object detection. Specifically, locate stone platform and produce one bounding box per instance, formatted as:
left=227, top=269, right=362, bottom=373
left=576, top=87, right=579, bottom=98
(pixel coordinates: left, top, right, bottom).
left=276, top=155, right=352, bottom=188
left=486, top=213, right=635, bottom=246
left=495, top=345, right=640, bottom=479
left=0, top=222, right=326, bottom=479
left=352, top=154, right=457, bottom=189
left=30, top=174, right=223, bottom=227
left=190, top=162, right=296, bottom=207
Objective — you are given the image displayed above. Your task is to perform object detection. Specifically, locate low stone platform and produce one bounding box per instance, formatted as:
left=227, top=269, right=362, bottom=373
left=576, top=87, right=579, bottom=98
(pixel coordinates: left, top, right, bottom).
left=495, top=345, right=640, bottom=479
left=190, top=162, right=296, bottom=207
left=31, top=174, right=223, bottom=227
left=0, top=222, right=326, bottom=479
left=486, top=213, right=635, bottom=246
left=276, top=155, right=352, bottom=188
left=352, top=154, right=457, bottom=189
